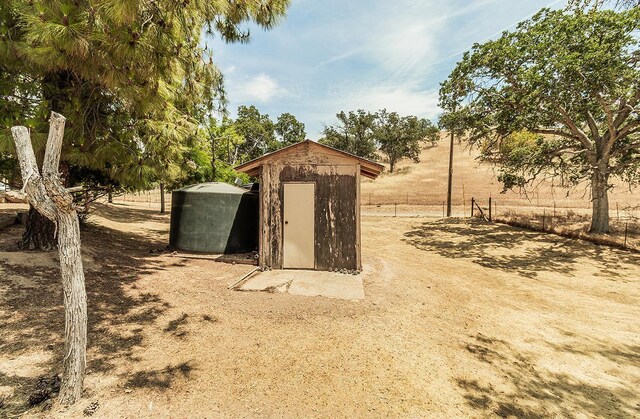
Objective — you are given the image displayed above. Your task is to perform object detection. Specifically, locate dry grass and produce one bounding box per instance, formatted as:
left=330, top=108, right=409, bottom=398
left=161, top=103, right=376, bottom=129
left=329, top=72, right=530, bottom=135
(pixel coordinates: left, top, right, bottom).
left=494, top=210, right=640, bottom=252
left=1, top=205, right=640, bottom=418
left=362, top=140, right=639, bottom=211
left=361, top=140, right=640, bottom=250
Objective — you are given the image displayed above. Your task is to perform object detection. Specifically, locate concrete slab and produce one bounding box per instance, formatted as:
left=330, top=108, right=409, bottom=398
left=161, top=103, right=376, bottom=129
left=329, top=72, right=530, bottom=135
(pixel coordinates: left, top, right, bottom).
left=239, top=270, right=364, bottom=300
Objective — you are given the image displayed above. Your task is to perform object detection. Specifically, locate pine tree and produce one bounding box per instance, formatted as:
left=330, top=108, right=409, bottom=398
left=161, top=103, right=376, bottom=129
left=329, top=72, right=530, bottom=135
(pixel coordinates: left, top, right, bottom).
left=0, top=0, right=290, bottom=248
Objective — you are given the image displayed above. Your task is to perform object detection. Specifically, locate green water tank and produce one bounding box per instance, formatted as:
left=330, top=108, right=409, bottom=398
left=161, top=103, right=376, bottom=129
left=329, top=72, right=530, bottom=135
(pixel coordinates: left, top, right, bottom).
left=169, top=182, right=258, bottom=253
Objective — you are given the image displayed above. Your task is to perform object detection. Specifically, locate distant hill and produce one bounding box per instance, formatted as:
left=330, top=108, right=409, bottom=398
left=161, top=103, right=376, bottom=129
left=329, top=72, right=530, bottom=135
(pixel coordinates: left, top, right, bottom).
left=362, top=140, right=639, bottom=212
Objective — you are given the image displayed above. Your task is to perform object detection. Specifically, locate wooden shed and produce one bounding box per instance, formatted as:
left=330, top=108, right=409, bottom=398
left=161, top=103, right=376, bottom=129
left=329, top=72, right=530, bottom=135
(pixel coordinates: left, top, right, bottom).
left=235, top=140, right=383, bottom=271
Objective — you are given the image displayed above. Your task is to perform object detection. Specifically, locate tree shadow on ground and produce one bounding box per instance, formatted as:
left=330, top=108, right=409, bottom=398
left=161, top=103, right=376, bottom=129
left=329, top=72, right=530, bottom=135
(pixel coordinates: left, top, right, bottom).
left=0, top=216, right=174, bottom=416
left=545, top=330, right=640, bottom=367
left=403, top=218, right=640, bottom=280
left=90, top=202, right=169, bottom=224
left=457, top=334, right=640, bottom=418
left=163, top=313, right=189, bottom=338
left=125, top=361, right=194, bottom=390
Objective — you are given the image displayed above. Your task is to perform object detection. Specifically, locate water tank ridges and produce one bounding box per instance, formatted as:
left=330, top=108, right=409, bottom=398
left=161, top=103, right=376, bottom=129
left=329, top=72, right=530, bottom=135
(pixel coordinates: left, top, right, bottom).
left=169, top=182, right=258, bottom=253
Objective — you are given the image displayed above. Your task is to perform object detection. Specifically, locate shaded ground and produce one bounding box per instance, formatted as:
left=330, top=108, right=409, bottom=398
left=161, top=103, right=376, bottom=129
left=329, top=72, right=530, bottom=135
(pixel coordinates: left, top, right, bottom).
left=0, top=206, right=639, bottom=418
left=0, top=204, right=171, bottom=416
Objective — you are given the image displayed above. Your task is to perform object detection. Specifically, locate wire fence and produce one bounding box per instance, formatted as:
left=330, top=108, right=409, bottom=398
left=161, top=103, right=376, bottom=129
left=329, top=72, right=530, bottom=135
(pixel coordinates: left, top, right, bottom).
left=361, top=195, right=640, bottom=251
left=110, top=189, right=172, bottom=209
left=110, top=189, right=640, bottom=251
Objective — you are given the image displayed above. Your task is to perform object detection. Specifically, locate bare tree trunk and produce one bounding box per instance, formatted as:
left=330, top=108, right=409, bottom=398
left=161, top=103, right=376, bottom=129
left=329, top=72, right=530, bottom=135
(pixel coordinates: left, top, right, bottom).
left=446, top=130, right=454, bottom=217
left=57, top=211, right=87, bottom=405
left=12, top=112, right=87, bottom=405
left=160, top=182, right=166, bottom=214
left=389, top=158, right=395, bottom=173
left=590, top=164, right=610, bottom=234
left=19, top=206, right=57, bottom=250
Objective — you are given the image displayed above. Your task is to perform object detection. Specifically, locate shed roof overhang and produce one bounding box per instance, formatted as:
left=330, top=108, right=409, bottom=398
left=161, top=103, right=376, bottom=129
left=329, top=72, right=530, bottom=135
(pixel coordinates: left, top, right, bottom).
left=234, top=140, right=384, bottom=179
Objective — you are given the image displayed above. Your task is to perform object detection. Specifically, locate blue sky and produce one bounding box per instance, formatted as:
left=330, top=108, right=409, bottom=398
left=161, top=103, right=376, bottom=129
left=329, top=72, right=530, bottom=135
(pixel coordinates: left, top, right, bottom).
left=206, top=0, right=567, bottom=138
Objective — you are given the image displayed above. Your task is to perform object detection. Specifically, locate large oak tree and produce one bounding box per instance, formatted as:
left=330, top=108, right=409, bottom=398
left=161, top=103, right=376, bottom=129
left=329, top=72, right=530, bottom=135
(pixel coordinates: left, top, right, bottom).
left=439, top=6, right=640, bottom=233
left=374, top=109, right=439, bottom=173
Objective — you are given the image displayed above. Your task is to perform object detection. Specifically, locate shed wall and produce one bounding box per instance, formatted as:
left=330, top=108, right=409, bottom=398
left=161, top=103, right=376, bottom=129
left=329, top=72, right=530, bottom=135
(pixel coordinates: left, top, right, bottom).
left=259, top=163, right=359, bottom=270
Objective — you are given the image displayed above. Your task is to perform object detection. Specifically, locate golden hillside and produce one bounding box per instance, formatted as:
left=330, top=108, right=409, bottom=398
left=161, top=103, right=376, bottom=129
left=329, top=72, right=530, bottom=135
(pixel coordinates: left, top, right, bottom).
left=362, top=140, right=639, bottom=212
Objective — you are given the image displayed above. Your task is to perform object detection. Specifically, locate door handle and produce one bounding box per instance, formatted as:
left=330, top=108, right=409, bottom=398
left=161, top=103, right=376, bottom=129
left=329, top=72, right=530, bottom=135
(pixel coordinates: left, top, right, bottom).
left=285, top=221, right=289, bottom=225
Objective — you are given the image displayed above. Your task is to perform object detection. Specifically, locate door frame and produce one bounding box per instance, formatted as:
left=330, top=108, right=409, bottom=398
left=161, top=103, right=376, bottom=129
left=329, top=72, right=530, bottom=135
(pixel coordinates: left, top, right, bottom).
left=282, top=181, right=316, bottom=270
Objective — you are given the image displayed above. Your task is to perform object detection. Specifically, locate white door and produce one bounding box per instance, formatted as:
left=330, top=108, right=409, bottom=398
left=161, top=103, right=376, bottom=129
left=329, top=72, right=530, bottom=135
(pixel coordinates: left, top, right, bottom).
left=283, top=183, right=315, bottom=269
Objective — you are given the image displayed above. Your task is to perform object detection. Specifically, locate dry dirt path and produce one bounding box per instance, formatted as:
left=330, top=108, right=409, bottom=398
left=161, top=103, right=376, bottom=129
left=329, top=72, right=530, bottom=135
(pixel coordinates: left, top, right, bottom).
left=1, top=205, right=639, bottom=418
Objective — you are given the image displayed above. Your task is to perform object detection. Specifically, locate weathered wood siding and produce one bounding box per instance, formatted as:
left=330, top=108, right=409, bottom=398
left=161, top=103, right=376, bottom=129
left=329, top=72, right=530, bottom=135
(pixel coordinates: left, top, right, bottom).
left=258, top=143, right=360, bottom=271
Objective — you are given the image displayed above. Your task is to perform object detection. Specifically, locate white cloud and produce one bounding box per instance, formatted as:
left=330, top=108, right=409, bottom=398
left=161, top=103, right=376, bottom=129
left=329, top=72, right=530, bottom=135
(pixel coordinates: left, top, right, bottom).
left=232, top=73, right=289, bottom=103
left=327, top=82, right=440, bottom=121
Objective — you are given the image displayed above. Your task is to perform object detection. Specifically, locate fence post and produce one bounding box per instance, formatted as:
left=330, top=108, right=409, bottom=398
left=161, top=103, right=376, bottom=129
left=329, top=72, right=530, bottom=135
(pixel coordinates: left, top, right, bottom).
left=624, top=222, right=628, bottom=247
left=471, top=197, right=475, bottom=218
left=617, top=203, right=620, bottom=222
left=442, top=201, right=445, bottom=218
left=542, top=208, right=546, bottom=231
left=394, top=203, right=397, bottom=218
left=488, top=197, right=492, bottom=222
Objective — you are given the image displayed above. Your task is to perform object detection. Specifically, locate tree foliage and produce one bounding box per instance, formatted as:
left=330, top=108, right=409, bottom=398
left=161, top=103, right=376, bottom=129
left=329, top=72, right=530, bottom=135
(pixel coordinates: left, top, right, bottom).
left=321, top=109, right=439, bottom=169
left=0, top=0, right=290, bottom=192
left=173, top=106, right=305, bottom=185
left=568, top=0, right=639, bottom=10
left=320, top=110, right=378, bottom=160
left=374, top=109, right=439, bottom=173
left=439, top=7, right=640, bottom=233
left=232, top=105, right=306, bottom=162
left=275, top=112, right=306, bottom=147
left=234, top=105, right=276, bottom=160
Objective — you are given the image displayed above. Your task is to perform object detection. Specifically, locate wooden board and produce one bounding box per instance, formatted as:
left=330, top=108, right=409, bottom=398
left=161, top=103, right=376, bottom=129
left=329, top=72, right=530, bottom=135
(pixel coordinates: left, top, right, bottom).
left=259, top=162, right=359, bottom=271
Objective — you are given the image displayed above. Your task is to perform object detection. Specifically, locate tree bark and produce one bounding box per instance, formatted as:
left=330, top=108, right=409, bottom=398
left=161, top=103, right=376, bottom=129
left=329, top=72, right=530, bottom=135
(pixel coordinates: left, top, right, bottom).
left=57, top=211, right=87, bottom=405
left=389, top=158, right=395, bottom=173
left=589, top=163, right=610, bottom=234
left=19, top=206, right=57, bottom=250
left=160, top=182, right=166, bottom=214
left=19, top=162, right=70, bottom=250
left=11, top=112, right=87, bottom=405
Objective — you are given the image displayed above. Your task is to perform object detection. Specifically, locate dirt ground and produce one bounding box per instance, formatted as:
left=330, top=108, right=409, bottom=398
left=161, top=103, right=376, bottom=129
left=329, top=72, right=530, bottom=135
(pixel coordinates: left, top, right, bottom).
left=1, top=202, right=640, bottom=418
